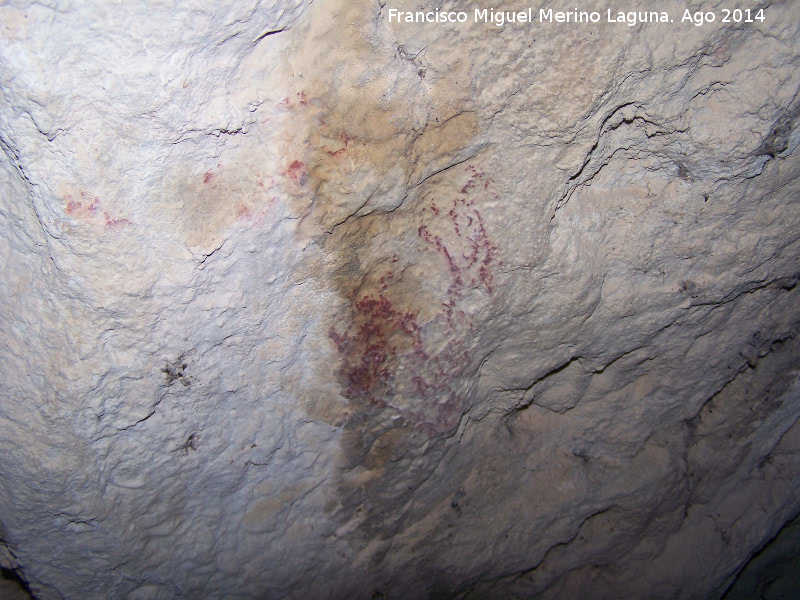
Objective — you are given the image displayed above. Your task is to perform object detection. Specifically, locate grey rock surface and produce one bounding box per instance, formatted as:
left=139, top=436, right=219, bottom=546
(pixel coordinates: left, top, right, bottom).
left=1, top=1, right=799, bottom=599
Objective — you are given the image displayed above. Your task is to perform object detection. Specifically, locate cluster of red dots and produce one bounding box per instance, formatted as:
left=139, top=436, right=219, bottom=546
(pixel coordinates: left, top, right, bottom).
left=64, top=191, right=130, bottom=229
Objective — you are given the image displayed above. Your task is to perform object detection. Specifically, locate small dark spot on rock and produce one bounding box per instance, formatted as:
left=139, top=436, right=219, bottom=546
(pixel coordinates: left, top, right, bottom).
left=679, top=280, right=700, bottom=298
left=162, top=357, right=191, bottom=387
left=179, top=433, right=197, bottom=454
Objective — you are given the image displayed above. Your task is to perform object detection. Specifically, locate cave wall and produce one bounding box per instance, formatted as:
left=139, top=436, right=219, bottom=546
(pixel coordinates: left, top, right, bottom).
left=1, top=1, right=799, bottom=599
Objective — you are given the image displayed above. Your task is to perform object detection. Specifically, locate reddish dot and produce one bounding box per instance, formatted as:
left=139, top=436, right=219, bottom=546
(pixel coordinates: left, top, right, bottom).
left=285, top=160, right=306, bottom=183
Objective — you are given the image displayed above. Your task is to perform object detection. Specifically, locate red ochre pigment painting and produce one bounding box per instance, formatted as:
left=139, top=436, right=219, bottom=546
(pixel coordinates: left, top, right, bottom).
left=329, top=164, right=498, bottom=435
left=63, top=190, right=132, bottom=229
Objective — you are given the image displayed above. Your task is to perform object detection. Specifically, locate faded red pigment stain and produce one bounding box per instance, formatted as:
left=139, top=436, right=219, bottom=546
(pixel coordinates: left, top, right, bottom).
left=329, top=284, right=473, bottom=434
left=65, top=198, right=82, bottom=215
left=284, top=160, right=307, bottom=184
left=203, top=163, right=225, bottom=184
left=235, top=204, right=253, bottom=220
left=278, top=91, right=309, bottom=109
left=103, top=213, right=132, bottom=228
left=63, top=191, right=131, bottom=229
left=419, top=165, right=498, bottom=301
left=326, top=132, right=354, bottom=157
left=329, top=294, right=422, bottom=404
left=329, top=164, right=499, bottom=435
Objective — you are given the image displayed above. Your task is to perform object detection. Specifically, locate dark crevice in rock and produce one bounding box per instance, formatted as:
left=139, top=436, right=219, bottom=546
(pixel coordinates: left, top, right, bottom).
left=756, top=92, right=800, bottom=158
left=0, top=567, right=35, bottom=600
left=719, top=508, right=800, bottom=600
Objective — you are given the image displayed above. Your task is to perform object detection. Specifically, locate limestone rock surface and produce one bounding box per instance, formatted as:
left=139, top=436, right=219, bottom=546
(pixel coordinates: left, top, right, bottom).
left=1, top=1, right=800, bottom=599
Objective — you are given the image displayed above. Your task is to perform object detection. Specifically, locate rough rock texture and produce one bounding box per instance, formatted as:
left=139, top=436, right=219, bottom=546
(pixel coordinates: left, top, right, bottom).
left=1, top=1, right=799, bottom=599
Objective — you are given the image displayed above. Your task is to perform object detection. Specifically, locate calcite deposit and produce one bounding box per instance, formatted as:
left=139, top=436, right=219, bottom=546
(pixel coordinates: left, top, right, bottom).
left=1, top=0, right=799, bottom=599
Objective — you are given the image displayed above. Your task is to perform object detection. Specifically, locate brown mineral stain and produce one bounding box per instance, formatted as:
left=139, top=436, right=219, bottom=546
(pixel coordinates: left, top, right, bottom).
left=360, top=426, right=411, bottom=472
left=160, top=153, right=274, bottom=253
left=269, top=0, right=496, bottom=480
left=267, top=0, right=482, bottom=237
left=409, top=112, right=480, bottom=184
left=314, top=164, right=499, bottom=473
left=151, top=0, right=491, bottom=488
left=243, top=480, right=316, bottom=534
